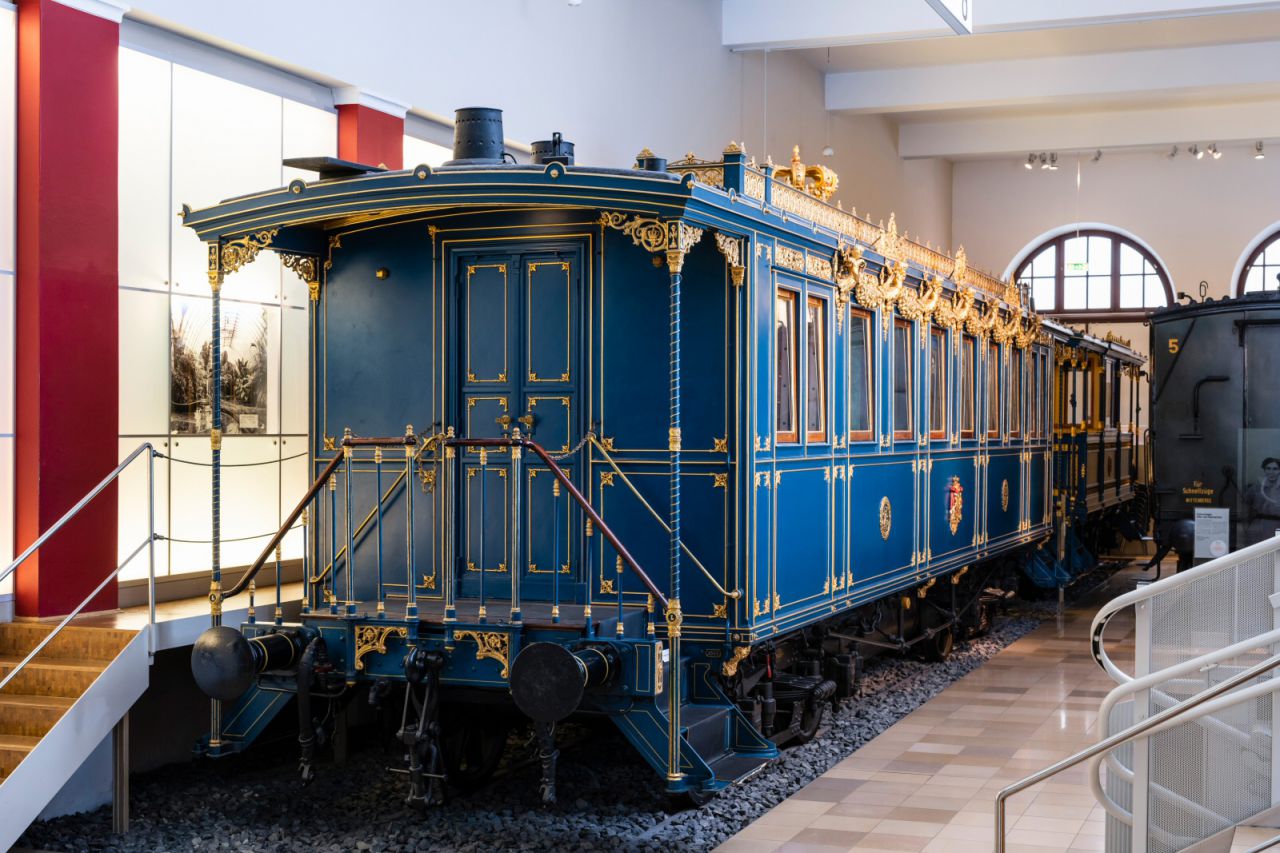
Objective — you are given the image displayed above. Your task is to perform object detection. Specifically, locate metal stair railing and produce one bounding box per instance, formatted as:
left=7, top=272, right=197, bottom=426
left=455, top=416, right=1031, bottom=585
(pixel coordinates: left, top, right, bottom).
left=0, top=442, right=160, bottom=669
left=995, top=650, right=1280, bottom=852
left=1090, top=533, right=1280, bottom=686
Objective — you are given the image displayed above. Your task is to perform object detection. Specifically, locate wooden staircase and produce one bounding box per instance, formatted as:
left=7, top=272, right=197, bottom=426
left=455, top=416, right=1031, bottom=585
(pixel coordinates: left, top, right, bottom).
left=0, top=622, right=145, bottom=848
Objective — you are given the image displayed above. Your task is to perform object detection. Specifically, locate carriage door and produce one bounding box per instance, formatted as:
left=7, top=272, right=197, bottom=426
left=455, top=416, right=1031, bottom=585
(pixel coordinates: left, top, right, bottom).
left=456, top=248, right=582, bottom=601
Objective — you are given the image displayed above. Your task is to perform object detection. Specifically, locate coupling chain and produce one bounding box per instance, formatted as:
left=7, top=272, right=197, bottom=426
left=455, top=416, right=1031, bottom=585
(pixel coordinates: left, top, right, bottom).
left=545, top=430, right=596, bottom=461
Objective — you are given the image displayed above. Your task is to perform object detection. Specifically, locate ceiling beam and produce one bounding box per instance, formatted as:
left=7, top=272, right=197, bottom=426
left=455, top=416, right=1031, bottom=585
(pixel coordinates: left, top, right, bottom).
left=897, top=100, right=1280, bottom=158
left=826, top=38, right=1280, bottom=114
left=722, top=0, right=1280, bottom=50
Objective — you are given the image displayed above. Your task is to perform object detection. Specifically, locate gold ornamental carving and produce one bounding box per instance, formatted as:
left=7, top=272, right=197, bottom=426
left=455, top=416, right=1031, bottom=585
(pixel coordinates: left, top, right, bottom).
left=896, top=274, right=943, bottom=323
left=806, top=254, right=834, bottom=280
left=353, top=625, right=409, bottom=671
left=834, top=244, right=867, bottom=333
left=220, top=229, right=279, bottom=275
left=600, top=212, right=667, bottom=253
left=772, top=145, right=839, bottom=202
left=947, top=476, right=964, bottom=535
left=713, top=231, right=745, bottom=287
left=667, top=152, right=725, bottom=188
left=722, top=645, right=752, bottom=677
left=1001, top=479, right=1010, bottom=512
left=453, top=630, right=511, bottom=678
left=776, top=245, right=805, bottom=273
left=934, top=286, right=975, bottom=331
left=664, top=599, right=684, bottom=639
left=874, top=213, right=904, bottom=264
left=879, top=497, right=893, bottom=540
left=279, top=252, right=320, bottom=301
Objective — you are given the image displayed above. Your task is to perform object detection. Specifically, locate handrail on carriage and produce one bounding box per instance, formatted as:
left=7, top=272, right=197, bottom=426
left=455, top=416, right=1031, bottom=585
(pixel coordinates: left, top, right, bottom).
left=586, top=434, right=741, bottom=601
left=448, top=436, right=669, bottom=609
left=227, top=432, right=415, bottom=599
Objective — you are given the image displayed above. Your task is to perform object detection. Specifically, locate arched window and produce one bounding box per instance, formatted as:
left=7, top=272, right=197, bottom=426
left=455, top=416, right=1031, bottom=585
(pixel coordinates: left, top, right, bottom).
left=1239, top=230, right=1280, bottom=294
left=1014, top=229, right=1172, bottom=320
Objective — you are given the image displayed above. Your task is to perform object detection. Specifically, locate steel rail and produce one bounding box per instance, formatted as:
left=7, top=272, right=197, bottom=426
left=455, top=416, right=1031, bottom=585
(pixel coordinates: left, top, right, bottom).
left=995, top=651, right=1280, bottom=852
left=448, top=436, right=668, bottom=609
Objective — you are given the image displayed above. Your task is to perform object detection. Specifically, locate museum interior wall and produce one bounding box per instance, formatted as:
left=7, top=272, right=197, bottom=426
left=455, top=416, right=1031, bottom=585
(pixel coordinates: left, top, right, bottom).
left=0, top=7, right=15, bottom=617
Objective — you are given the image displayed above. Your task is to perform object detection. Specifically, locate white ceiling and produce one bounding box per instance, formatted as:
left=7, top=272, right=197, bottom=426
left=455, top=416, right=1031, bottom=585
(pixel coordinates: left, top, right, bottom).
left=722, top=0, right=1280, bottom=159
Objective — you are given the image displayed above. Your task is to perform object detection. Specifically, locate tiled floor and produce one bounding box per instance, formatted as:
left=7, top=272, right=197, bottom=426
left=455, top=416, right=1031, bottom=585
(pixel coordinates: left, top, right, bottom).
left=718, top=575, right=1138, bottom=853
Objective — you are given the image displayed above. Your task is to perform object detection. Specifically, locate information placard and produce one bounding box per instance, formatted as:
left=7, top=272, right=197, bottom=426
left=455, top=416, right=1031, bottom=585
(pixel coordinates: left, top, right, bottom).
left=1194, top=507, right=1230, bottom=558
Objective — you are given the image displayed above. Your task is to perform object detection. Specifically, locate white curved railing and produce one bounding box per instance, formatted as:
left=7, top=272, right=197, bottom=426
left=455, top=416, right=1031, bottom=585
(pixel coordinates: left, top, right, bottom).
left=1088, top=533, right=1280, bottom=853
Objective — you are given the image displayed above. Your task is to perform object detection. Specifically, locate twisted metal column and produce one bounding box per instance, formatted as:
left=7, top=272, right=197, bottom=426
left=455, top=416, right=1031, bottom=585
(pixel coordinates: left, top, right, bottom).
left=207, top=242, right=224, bottom=748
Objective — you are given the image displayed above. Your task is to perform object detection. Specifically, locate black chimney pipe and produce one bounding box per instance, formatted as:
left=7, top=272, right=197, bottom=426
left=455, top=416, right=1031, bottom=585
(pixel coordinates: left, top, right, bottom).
left=444, top=107, right=506, bottom=165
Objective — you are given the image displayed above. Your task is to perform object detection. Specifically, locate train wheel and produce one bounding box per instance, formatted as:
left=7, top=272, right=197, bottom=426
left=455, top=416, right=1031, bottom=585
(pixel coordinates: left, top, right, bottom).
left=442, top=710, right=508, bottom=793
left=920, top=625, right=954, bottom=662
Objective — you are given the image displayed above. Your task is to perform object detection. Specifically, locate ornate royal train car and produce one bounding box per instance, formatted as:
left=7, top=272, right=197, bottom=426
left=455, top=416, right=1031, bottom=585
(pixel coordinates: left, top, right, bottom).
left=184, top=109, right=1132, bottom=806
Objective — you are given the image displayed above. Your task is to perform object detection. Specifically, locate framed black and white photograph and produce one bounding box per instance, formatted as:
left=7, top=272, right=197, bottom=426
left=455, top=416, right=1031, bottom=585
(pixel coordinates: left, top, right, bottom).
left=170, top=296, right=270, bottom=435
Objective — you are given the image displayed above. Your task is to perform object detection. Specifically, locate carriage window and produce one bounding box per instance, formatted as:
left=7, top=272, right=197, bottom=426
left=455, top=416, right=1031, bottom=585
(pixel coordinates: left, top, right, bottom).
left=929, top=328, right=946, bottom=439
left=806, top=296, right=827, bottom=443
left=1010, top=350, right=1023, bottom=436
left=893, top=320, right=913, bottom=439
left=961, top=336, right=976, bottom=438
left=987, top=343, right=1000, bottom=436
left=848, top=310, right=873, bottom=441
left=776, top=290, right=798, bottom=443
left=1030, top=353, right=1042, bottom=437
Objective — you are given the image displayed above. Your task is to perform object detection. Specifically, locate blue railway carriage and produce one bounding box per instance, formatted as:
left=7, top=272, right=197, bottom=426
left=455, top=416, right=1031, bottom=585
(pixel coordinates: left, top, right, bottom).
left=184, top=112, right=1142, bottom=806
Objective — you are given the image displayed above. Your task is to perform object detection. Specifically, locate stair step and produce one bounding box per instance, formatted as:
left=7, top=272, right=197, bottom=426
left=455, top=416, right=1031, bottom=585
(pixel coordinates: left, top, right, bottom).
left=0, top=623, right=134, bottom=661
left=0, top=654, right=111, bottom=698
left=0, top=693, right=75, bottom=738
left=681, top=704, right=730, bottom=762
left=709, top=751, right=771, bottom=784
left=0, top=733, right=39, bottom=778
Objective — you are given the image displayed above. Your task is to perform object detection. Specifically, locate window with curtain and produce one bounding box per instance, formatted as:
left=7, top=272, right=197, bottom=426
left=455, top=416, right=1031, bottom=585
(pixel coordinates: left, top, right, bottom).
left=776, top=290, right=798, bottom=443
left=1009, top=350, right=1023, bottom=436
left=805, top=296, right=827, bottom=443
left=960, top=336, right=976, bottom=438
left=929, top=328, right=946, bottom=439
left=893, top=320, right=913, bottom=439
left=1015, top=230, right=1172, bottom=319
left=848, top=310, right=873, bottom=442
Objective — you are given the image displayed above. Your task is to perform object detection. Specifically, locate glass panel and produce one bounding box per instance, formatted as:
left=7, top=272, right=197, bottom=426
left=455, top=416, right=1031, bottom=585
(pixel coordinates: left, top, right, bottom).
left=893, top=322, right=912, bottom=434
left=1088, top=236, right=1112, bottom=276
left=168, top=434, right=211, bottom=575
left=281, top=305, right=308, bottom=435
left=987, top=344, right=999, bottom=434
left=849, top=313, right=872, bottom=436
left=1088, top=276, right=1110, bottom=309
left=775, top=293, right=796, bottom=439
left=219, top=436, right=280, bottom=571
left=117, top=437, right=170, bottom=580
left=119, top=48, right=172, bottom=291
left=806, top=298, right=826, bottom=439
left=1145, top=276, right=1168, bottom=307
left=961, top=337, right=975, bottom=435
left=1119, top=275, right=1143, bottom=308
left=1119, top=243, right=1144, bottom=276
left=929, top=331, right=945, bottom=436
left=1245, top=266, right=1263, bottom=293
left=119, top=288, right=171, bottom=435
left=1063, top=278, right=1087, bottom=310
left=1031, top=245, right=1056, bottom=278
left=1032, top=277, right=1055, bottom=311
left=1063, top=236, right=1088, bottom=274
left=279, top=439, right=309, bottom=560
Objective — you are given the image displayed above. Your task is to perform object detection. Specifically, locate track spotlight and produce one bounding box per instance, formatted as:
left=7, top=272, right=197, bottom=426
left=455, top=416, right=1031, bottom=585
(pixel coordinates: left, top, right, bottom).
left=1025, top=154, right=1036, bottom=170
left=568, top=0, right=583, bottom=6
left=1190, top=144, right=1203, bottom=160
left=1256, top=141, right=1266, bottom=160
left=1039, top=153, right=1049, bottom=170
left=1048, top=153, right=1059, bottom=171
left=1167, top=145, right=1178, bottom=159
left=1091, top=149, right=1102, bottom=163
left=822, top=144, right=834, bottom=157
left=1208, top=143, right=1221, bottom=160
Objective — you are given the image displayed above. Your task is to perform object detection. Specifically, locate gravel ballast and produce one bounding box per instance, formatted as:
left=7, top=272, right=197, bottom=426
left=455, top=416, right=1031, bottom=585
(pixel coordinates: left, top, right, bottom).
left=20, top=608, right=1047, bottom=853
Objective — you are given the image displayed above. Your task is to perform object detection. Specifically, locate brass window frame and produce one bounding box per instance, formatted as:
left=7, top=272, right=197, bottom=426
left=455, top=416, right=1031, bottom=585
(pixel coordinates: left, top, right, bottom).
left=775, top=288, right=800, bottom=444
left=847, top=308, right=875, bottom=443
